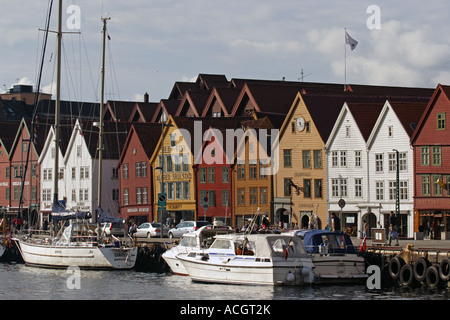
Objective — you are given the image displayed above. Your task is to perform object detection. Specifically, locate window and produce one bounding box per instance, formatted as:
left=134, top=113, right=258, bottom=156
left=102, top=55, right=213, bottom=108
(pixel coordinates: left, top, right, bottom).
left=399, top=152, right=407, bottom=171
left=174, top=155, right=181, bottom=172
left=355, top=151, right=362, bottom=167
left=123, top=164, right=129, bottom=179
left=42, top=189, right=51, bottom=202
left=421, top=175, right=431, bottom=196
left=222, top=190, right=229, bottom=207
left=166, top=155, right=173, bottom=172
left=141, top=162, right=147, bottom=177
left=421, top=147, right=429, bottom=166
left=303, top=150, right=311, bottom=168
left=175, top=182, right=182, bottom=200
left=238, top=189, right=245, bottom=206
left=77, top=145, right=81, bottom=157
left=183, top=182, right=190, bottom=199
left=389, top=153, right=396, bottom=172
left=388, top=126, right=393, bottom=137
left=303, top=179, right=311, bottom=198
left=376, top=181, right=384, bottom=200
left=340, top=151, right=347, bottom=167
left=222, top=167, right=229, bottom=183
left=331, top=179, right=339, bottom=197
left=72, top=167, right=76, bottom=179
left=340, top=178, right=348, bottom=197
left=400, top=181, right=408, bottom=200
left=58, top=168, right=64, bottom=180
left=249, top=188, right=257, bottom=204
left=313, top=150, right=322, bottom=168
left=432, top=146, right=441, bottom=166
left=345, top=126, right=351, bottom=138
left=182, top=154, right=189, bottom=172
left=31, top=164, right=37, bottom=178
left=260, top=187, right=267, bottom=204
left=249, top=161, right=257, bottom=179
left=170, top=133, right=176, bottom=147
left=355, top=178, right=362, bottom=198
left=167, top=182, right=174, bottom=199
left=113, top=189, right=119, bottom=201
left=332, top=151, right=338, bottom=167
left=22, top=142, right=27, bottom=153
left=5, top=167, right=9, bottom=179
left=389, top=181, right=396, bottom=200
left=314, top=179, right=322, bottom=198
left=112, top=168, right=119, bottom=179
left=283, top=149, right=292, bottom=167
left=284, top=178, right=292, bottom=197
left=237, top=164, right=245, bottom=180
left=80, top=167, right=89, bottom=179
left=438, top=113, right=446, bottom=130
left=433, top=175, right=443, bottom=196
left=72, top=189, right=76, bottom=202
left=200, top=190, right=207, bottom=205
left=136, top=188, right=142, bottom=204
left=79, top=189, right=88, bottom=201
left=199, top=168, right=206, bottom=183
left=208, top=167, right=215, bottom=183
left=13, top=187, right=19, bottom=200
left=43, top=168, right=52, bottom=181
left=375, top=154, right=383, bottom=172
left=208, top=190, right=216, bottom=206
left=123, top=189, right=129, bottom=205
left=136, top=163, right=141, bottom=177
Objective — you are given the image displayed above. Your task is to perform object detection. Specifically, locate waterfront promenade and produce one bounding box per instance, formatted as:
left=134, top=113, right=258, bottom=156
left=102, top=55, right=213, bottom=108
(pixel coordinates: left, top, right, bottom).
left=352, top=237, right=450, bottom=250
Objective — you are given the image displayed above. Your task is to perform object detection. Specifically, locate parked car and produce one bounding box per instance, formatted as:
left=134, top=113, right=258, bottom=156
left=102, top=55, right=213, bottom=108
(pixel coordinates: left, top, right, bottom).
left=135, top=222, right=168, bottom=238
left=168, top=221, right=213, bottom=238
left=100, top=222, right=126, bottom=237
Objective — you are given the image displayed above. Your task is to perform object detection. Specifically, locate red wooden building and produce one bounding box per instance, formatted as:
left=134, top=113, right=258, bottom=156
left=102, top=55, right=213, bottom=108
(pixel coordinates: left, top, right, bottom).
left=118, top=124, right=161, bottom=226
left=411, top=84, right=450, bottom=239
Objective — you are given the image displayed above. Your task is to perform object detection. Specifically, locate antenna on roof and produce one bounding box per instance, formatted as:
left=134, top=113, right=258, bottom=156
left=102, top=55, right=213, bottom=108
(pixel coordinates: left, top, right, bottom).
left=297, top=69, right=312, bottom=82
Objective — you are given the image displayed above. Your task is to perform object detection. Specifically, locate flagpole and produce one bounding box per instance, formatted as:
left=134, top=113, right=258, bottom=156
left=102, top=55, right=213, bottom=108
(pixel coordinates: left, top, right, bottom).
left=344, top=28, right=347, bottom=91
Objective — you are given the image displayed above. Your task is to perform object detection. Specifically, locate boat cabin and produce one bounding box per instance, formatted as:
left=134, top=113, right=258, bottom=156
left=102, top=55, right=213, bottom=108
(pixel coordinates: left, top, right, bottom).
left=294, top=229, right=356, bottom=255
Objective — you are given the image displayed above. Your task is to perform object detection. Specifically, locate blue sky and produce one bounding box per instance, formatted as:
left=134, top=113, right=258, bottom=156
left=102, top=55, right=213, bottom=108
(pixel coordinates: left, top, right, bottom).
left=1, top=1, right=450, bottom=103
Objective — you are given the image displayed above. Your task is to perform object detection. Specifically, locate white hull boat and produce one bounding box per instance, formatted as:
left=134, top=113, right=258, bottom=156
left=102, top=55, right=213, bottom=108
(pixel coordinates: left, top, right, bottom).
left=178, top=233, right=315, bottom=286
left=15, top=223, right=137, bottom=269
left=293, top=229, right=367, bottom=283
left=162, top=226, right=234, bottom=275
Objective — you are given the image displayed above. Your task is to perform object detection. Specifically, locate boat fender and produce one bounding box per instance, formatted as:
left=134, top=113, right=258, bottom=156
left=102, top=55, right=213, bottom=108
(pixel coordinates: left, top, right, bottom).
left=413, top=258, right=430, bottom=283
left=439, top=258, right=450, bottom=282
left=425, top=265, right=442, bottom=289
left=388, top=256, right=405, bottom=280
left=286, top=271, right=295, bottom=283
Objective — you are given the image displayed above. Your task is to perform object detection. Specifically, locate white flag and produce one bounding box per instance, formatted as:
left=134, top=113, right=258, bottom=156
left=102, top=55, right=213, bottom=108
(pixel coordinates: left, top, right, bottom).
left=345, top=31, right=358, bottom=51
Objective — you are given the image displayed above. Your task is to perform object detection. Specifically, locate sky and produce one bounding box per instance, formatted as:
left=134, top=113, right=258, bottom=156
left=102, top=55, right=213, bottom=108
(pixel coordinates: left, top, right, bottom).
left=1, top=0, right=450, bottom=103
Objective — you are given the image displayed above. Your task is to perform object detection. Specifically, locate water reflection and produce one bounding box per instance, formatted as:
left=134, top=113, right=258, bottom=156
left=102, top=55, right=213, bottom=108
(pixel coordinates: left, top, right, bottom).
left=1, top=263, right=449, bottom=300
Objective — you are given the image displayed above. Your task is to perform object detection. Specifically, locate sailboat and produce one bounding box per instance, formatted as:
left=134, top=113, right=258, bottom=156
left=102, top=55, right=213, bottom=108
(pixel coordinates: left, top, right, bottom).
left=15, top=1, right=137, bottom=269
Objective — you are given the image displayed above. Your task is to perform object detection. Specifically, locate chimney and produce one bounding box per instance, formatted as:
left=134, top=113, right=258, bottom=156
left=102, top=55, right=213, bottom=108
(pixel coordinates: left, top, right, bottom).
left=144, top=92, right=149, bottom=103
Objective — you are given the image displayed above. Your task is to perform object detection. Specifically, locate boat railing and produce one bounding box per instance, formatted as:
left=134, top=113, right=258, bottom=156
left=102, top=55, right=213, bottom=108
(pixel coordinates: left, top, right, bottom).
left=305, top=244, right=357, bottom=255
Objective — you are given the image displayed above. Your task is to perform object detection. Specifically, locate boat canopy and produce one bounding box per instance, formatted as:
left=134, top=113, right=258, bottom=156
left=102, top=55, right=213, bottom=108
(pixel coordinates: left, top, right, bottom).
left=51, top=201, right=91, bottom=221
left=97, top=206, right=125, bottom=224
left=295, top=229, right=356, bottom=254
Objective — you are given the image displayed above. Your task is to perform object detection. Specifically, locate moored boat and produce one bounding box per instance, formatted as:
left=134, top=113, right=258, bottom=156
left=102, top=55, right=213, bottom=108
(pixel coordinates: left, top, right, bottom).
left=162, top=225, right=234, bottom=275
left=177, top=233, right=315, bottom=285
left=293, top=229, right=367, bottom=283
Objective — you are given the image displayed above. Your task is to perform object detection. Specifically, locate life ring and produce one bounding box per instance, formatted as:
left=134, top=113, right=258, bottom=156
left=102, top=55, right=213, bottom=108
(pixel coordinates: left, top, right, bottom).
left=439, top=258, right=450, bottom=282
left=425, top=265, right=442, bottom=289
left=413, top=258, right=430, bottom=283
left=388, top=256, right=405, bottom=280
left=399, top=264, right=416, bottom=287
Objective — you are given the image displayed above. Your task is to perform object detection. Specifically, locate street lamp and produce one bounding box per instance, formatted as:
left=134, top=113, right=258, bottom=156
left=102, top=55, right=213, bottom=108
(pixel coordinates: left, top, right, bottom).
left=155, top=120, right=174, bottom=239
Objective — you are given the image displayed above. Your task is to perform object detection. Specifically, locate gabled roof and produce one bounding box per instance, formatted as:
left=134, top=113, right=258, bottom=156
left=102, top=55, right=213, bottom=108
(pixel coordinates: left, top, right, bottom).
left=128, top=102, right=159, bottom=122
left=389, top=101, right=428, bottom=138
left=0, top=121, right=21, bottom=156
left=196, top=74, right=229, bottom=90
left=0, top=97, right=32, bottom=121
left=175, top=90, right=211, bottom=117
left=118, top=123, right=162, bottom=165
left=35, top=99, right=99, bottom=120
left=104, top=100, right=137, bottom=122
left=201, top=87, right=241, bottom=117
left=346, top=102, right=385, bottom=142
left=151, top=99, right=180, bottom=123
left=411, top=84, right=450, bottom=143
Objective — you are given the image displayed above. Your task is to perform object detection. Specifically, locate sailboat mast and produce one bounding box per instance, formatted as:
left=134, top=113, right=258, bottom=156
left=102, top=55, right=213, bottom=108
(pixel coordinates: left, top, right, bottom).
left=53, top=0, right=62, bottom=205
left=97, top=17, right=110, bottom=211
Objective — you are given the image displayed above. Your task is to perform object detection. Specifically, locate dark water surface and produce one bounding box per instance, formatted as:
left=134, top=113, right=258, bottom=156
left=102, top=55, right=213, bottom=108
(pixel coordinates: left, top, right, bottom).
left=1, top=262, right=449, bottom=300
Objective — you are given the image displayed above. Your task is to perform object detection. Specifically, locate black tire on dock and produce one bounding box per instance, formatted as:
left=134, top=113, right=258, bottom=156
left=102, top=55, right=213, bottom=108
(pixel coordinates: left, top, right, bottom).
left=439, top=258, right=450, bottom=282
left=413, top=258, right=430, bottom=283
left=388, top=256, right=405, bottom=280
left=425, top=265, right=442, bottom=289
left=399, top=264, right=416, bottom=287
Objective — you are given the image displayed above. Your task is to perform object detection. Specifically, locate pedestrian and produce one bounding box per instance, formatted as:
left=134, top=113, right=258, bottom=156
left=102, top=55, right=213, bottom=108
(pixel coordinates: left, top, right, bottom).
left=331, top=213, right=340, bottom=232
left=388, top=211, right=399, bottom=246
left=363, top=220, right=368, bottom=238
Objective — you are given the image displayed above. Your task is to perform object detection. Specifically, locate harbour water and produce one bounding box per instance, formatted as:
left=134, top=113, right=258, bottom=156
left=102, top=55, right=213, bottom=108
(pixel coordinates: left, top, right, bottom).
left=1, top=262, right=449, bottom=301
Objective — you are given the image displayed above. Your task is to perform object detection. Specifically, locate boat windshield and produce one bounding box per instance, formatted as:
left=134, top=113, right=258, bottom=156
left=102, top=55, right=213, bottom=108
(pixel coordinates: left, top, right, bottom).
left=179, top=236, right=198, bottom=247
left=210, top=239, right=233, bottom=250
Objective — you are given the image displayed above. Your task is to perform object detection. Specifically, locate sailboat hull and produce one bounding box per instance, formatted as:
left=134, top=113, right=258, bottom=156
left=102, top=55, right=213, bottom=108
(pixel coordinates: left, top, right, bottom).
left=16, top=240, right=137, bottom=269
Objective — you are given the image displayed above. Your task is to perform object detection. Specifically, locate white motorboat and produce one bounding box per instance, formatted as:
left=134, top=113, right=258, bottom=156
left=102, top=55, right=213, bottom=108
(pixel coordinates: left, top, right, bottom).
left=177, top=233, right=315, bottom=285
left=162, top=225, right=234, bottom=275
left=293, top=229, right=367, bottom=283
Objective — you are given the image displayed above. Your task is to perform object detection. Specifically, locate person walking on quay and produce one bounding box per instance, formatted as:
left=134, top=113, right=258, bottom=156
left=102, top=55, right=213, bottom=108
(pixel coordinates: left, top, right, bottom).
left=331, top=212, right=340, bottom=232
left=388, top=211, right=399, bottom=246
